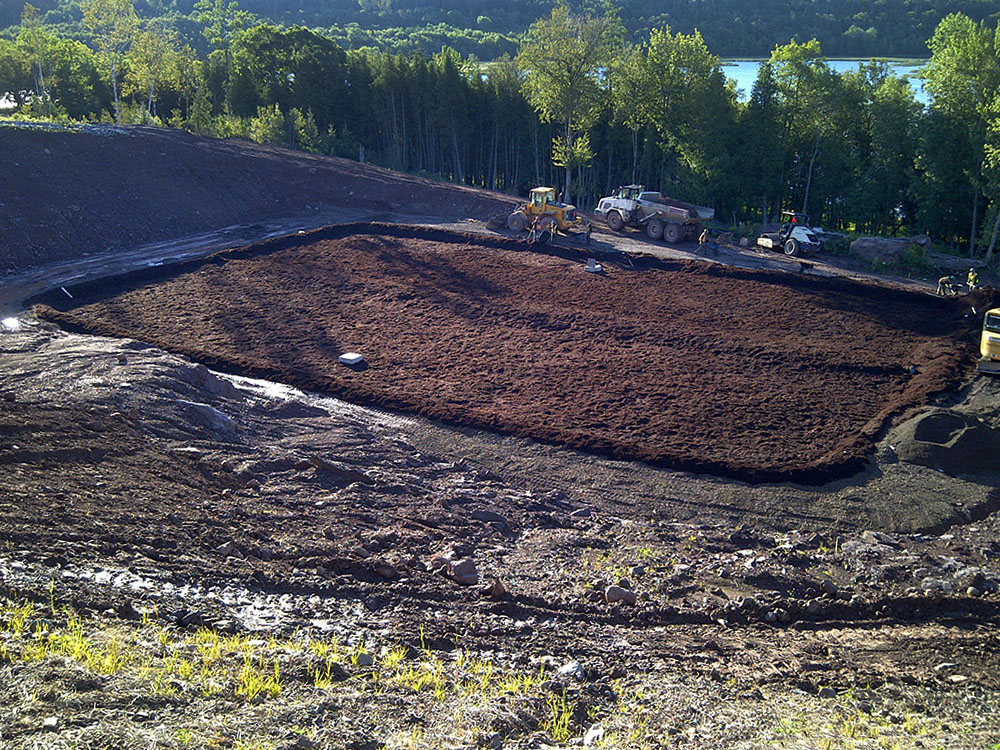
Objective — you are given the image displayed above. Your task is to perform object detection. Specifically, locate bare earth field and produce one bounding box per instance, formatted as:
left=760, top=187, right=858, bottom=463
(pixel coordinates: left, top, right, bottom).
left=32, top=224, right=977, bottom=483
left=2, top=125, right=1000, bottom=750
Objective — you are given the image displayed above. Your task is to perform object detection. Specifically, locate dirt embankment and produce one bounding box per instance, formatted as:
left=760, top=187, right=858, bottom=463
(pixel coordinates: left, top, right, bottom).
left=34, top=223, right=979, bottom=484
left=0, top=124, right=510, bottom=273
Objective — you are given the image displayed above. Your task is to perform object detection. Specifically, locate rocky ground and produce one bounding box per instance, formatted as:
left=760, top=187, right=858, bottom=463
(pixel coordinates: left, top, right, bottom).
left=2, top=315, right=999, bottom=750
left=2, top=124, right=1000, bottom=750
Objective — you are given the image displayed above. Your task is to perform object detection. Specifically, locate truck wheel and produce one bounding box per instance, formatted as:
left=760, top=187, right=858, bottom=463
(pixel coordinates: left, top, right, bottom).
left=646, top=219, right=663, bottom=240
left=664, top=223, right=681, bottom=243
left=539, top=215, right=557, bottom=232
left=784, top=238, right=800, bottom=256
left=507, top=212, right=526, bottom=232
left=606, top=210, right=625, bottom=232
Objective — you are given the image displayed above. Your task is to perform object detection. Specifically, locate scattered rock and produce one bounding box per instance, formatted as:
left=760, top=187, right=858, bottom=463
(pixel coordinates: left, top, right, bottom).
left=374, top=564, right=398, bottom=581
left=177, top=399, right=236, bottom=434
left=480, top=576, right=508, bottom=599
left=178, top=364, right=242, bottom=400
left=43, top=716, right=59, bottom=731
left=818, top=686, right=837, bottom=699
left=472, top=509, right=507, bottom=525
left=354, top=652, right=374, bottom=667
left=450, top=558, right=479, bottom=586
left=307, top=455, right=374, bottom=485
left=921, top=577, right=955, bottom=595
left=583, top=724, right=605, bottom=746
left=557, top=660, right=586, bottom=682
left=217, top=541, right=241, bottom=558
left=605, top=585, right=637, bottom=605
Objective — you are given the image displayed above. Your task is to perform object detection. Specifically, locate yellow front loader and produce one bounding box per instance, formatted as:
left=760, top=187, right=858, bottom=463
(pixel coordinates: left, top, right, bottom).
left=506, top=187, right=579, bottom=233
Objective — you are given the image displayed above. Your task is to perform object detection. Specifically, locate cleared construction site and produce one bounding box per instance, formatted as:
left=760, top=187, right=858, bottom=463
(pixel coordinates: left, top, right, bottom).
left=34, top=222, right=979, bottom=483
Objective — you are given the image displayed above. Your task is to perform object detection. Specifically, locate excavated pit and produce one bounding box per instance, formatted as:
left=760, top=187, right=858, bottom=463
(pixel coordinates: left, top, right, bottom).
left=34, top=222, right=978, bottom=483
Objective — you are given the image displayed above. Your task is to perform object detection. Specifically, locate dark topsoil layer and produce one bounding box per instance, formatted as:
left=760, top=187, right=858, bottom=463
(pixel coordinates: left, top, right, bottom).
left=0, top=125, right=508, bottom=272
left=34, top=223, right=983, bottom=483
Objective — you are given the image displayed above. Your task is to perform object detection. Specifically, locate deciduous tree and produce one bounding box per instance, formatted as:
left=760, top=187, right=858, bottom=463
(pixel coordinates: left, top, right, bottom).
left=82, top=0, right=138, bottom=123
left=516, top=3, right=623, bottom=203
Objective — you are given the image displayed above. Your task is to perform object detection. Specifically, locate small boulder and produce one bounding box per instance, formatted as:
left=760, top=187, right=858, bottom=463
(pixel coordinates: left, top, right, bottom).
left=605, top=585, right=637, bottom=605
left=450, top=558, right=479, bottom=586
left=177, top=399, right=236, bottom=434
left=557, top=660, right=586, bottom=681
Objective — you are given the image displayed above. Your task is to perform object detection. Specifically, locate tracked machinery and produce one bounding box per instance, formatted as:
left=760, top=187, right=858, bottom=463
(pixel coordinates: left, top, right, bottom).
left=595, top=184, right=713, bottom=243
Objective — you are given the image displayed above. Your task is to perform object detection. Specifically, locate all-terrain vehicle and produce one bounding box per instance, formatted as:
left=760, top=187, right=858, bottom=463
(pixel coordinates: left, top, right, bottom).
left=507, top=187, right=578, bottom=233
left=756, top=211, right=823, bottom=256
left=594, top=184, right=711, bottom=243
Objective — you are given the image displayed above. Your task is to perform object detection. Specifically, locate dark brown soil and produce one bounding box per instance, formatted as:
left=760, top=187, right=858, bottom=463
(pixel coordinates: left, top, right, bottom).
left=34, top=223, right=976, bottom=483
left=0, top=124, right=509, bottom=273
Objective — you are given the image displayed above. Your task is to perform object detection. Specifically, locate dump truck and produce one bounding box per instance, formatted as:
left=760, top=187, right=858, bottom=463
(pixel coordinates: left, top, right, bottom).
left=977, top=307, right=1000, bottom=375
left=756, top=211, right=823, bottom=257
left=507, top=187, right=578, bottom=234
left=594, top=185, right=713, bottom=243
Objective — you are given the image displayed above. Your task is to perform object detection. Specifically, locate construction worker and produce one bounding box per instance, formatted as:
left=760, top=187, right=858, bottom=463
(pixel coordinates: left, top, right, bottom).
left=584, top=221, right=592, bottom=245
left=528, top=216, right=540, bottom=244
left=968, top=267, right=980, bottom=290
left=937, top=274, right=961, bottom=296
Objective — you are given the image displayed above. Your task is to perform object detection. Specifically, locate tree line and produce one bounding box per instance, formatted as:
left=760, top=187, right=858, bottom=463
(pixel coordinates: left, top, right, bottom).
left=3, top=1, right=1000, bottom=259
left=4, top=0, right=998, bottom=59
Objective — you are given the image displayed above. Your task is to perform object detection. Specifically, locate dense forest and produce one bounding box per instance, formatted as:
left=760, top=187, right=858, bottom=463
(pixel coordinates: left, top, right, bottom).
left=4, top=1, right=1000, bottom=260
left=3, top=0, right=1000, bottom=58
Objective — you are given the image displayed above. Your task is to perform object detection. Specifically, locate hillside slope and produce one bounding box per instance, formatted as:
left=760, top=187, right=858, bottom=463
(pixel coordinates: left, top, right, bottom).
left=0, top=123, right=509, bottom=274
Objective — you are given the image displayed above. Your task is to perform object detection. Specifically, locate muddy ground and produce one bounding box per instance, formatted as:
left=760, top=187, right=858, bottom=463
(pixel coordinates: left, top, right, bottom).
left=2, top=125, right=1000, bottom=750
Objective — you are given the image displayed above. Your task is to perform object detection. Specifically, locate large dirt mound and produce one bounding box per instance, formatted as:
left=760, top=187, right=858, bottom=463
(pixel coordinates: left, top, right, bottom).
left=0, top=123, right=509, bottom=273
left=889, top=408, right=1000, bottom=476
left=34, top=223, right=978, bottom=484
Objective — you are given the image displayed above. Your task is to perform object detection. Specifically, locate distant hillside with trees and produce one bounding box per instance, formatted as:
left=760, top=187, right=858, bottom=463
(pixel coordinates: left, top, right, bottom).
left=4, top=0, right=999, bottom=58
left=5, top=1, right=1000, bottom=260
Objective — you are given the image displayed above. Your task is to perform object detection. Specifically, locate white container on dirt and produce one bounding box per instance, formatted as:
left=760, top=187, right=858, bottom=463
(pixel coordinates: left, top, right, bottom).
left=339, top=352, right=364, bottom=366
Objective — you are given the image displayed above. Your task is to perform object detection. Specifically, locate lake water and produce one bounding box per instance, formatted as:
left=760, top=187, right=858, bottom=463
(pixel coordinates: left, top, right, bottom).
left=723, top=59, right=928, bottom=105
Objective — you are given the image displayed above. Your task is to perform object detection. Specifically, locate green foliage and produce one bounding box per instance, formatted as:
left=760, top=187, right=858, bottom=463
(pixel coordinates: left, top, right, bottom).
left=82, top=0, right=139, bottom=122
left=898, top=242, right=935, bottom=274
left=517, top=3, right=623, bottom=199
left=248, top=101, right=282, bottom=143
left=10, top=4, right=1000, bottom=257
